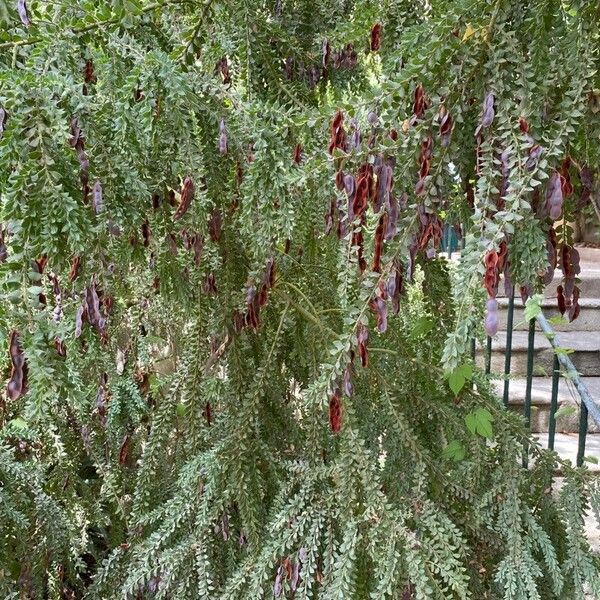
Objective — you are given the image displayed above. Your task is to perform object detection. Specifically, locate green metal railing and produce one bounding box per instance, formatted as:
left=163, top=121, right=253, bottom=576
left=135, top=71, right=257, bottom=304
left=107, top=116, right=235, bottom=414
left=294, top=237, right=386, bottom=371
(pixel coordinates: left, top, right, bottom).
left=485, top=290, right=600, bottom=467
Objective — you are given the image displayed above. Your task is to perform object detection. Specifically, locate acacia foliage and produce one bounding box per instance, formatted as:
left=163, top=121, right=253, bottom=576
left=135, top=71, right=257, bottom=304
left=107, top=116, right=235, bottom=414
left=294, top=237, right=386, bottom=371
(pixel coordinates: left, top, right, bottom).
left=0, top=0, right=600, bottom=598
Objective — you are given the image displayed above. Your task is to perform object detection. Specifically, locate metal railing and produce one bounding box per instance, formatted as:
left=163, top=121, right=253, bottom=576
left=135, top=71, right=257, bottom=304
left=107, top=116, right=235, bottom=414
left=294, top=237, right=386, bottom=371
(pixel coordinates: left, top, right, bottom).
left=441, top=224, right=600, bottom=467
left=484, top=291, right=600, bottom=467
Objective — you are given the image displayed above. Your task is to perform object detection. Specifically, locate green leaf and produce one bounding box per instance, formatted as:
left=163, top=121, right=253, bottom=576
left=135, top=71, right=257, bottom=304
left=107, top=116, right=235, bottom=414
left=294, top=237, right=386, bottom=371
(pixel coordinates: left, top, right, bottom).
left=448, top=370, right=466, bottom=395
left=465, top=408, right=494, bottom=439
left=524, top=295, right=543, bottom=321
left=443, top=440, right=466, bottom=461
left=554, top=405, right=577, bottom=420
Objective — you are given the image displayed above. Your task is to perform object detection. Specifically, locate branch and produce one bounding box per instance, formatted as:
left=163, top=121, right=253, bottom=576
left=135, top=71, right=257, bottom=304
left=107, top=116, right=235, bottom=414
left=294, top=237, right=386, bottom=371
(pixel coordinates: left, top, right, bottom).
left=0, top=0, right=183, bottom=50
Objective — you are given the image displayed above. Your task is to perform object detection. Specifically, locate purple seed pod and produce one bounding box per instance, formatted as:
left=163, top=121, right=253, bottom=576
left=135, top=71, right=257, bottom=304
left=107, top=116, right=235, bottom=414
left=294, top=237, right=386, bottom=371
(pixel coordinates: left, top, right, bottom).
left=484, top=298, right=498, bottom=337
left=367, top=111, right=379, bottom=126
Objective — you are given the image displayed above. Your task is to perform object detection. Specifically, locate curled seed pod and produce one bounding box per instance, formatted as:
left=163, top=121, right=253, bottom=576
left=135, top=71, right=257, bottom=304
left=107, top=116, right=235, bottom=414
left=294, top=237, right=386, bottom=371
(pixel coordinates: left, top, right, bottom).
left=69, top=256, right=81, bottom=282
left=193, top=235, right=204, bottom=265
left=335, top=170, right=344, bottom=191
left=203, top=273, right=218, bottom=296
left=17, top=0, right=30, bottom=26
left=357, top=324, right=369, bottom=368
left=141, top=220, right=151, bottom=247
left=119, top=435, right=131, bottom=466
left=83, top=59, right=96, bottom=85
left=208, top=207, right=222, bottom=242
left=556, top=285, right=566, bottom=315
left=480, top=93, right=495, bottom=129
left=387, top=260, right=404, bottom=314
left=525, top=144, right=543, bottom=171
left=569, top=286, right=581, bottom=322
left=85, top=280, right=106, bottom=334
left=328, top=110, right=347, bottom=154
left=329, top=389, right=342, bottom=433
left=6, top=331, right=28, bottom=401
left=245, top=285, right=260, bottom=329
left=372, top=212, right=387, bottom=273
left=352, top=229, right=367, bottom=273
left=370, top=23, right=382, bottom=52
left=0, top=106, right=8, bottom=139
left=484, top=298, right=499, bottom=337
left=375, top=163, right=392, bottom=212
left=546, top=172, right=563, bottom=220
left=218, top=119, right=228, bottom=155
left=343, top=363, right=354, bottom=397
left=439, top=109, right=453, bottom=147
left=92, top=180, right=103, bottom=214
left=292, top=143, right=302, bottom=164
left=322, top=38, right=331, bottom=70
left=324, top=198, right=336, bottom=235
left=75, top=304, right=86, bottom=338
left=174, top=176, right=194, bottom=220
left=412, top=84, right=426, bottom=120
left=370, top=296, right=388, bottom=333
left=203, top=401, right=212, bottom=426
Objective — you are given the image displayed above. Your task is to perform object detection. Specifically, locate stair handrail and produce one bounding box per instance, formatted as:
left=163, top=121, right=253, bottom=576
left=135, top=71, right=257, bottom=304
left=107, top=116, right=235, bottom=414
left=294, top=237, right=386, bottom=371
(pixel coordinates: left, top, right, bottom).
left=536, top=310, right=600, bottom=427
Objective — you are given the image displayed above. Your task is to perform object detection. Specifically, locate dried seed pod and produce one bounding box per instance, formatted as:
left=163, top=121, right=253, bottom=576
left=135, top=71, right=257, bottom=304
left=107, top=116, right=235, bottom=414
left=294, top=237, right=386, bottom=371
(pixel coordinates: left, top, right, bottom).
left=475, top=92, right=494, bottom=138
left=292, top=143, right=302, bottom=164
left=203, top=273, right=218, bottom=296
left=208, top=207, right=222, bottom=242
left=370, top=296, right=388, bottom=333
left=328, top=110, right=347, bottom=154
left=17, top=0, right=30, bottom=26
left=6, top=331, right=28, bottom=401
left=329, top=389, right=342, bottom=433
left=69, top=256, right=81, bottom=282
left=357, top=324, right=369, bottom=368
left=372, top=212, right=387, bottom=273
left=119, top=435, right=131, bottom=466
left=412, top=84, right=426, bottom=120
left=557, top=285, right=566, bottom=315
left=174, top=176, right=195, bottom=220
left=218, top=119, right=228, bottom=155
left=370, top=23, right=382, bottom=52
left=484, top=298, right=499, bottom=337
left=0, top=106, right=8, bottom=139
left=92, top=180, right=103, bottom=214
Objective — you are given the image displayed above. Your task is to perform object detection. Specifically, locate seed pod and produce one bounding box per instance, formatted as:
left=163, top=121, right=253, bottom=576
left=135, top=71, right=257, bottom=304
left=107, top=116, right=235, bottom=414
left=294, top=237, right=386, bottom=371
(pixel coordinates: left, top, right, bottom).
left=193, top=235, right=204, bottom=265
left=208, top=207, right=222, bottom=242
left=174, top=176, right=194, bottom=220
left=119, top=435, right=131, bottom=466
left=412, top=84, right=426, bottom=120
left=370, top=296, right=388, bottom=333
left=484, top=298, right=498, bottom=337
left=203, top=273, right=218, bottom=296
left=74, top=304, right=86, bottom=337
left=218, top=119, right=228, bottom=155
left=328, top=110, right=347, bottom=154
left=329, top=389, right=342, bottom=433
left=370, top=23, right=382, bottom=52
left=343, top=363, right=354, bottom=397
left=203, top=402, right=212, bottom=426
left=439, top=109, right=453, bottom=147
left=0, top=106, right=8, bottom=139
left=69, top=256, right=81, bottom=282
left=372, top=212, right=387, bottom=273
left=92, top=180, right=103, bottom=214
left=480, top=93, right=495, bottom=129
left=292, top=143, right=302, bottom=164
left=357, top=324, right=369, bottom=368
left=525, top=144, right=543, bottom=171
left=557, top=285, right=566, bottom=315
left=17, top=0, right=30, bottom=26
left=6, top=331, right=27, bottom=401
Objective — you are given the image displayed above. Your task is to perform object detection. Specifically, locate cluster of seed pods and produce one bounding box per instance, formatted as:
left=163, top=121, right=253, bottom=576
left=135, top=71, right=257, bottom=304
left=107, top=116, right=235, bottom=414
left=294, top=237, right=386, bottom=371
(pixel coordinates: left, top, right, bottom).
left=273, top=549, right=308, bottom=597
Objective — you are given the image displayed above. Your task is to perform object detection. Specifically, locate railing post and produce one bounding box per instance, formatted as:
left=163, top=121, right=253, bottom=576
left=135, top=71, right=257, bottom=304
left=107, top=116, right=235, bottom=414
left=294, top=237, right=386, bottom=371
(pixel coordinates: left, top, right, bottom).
left=548, top=354, right=560, bottom=451
left=502, top=290, right=515, bottom=407
left=485, top=336, right=492, bottom=374
left=522, top=317, right=536, bottom=468
left=577, top=402, right=588, bottom=467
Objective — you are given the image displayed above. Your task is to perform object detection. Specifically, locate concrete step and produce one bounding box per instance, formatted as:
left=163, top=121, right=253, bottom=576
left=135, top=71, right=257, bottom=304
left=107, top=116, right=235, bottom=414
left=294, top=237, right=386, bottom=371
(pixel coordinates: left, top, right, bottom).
left=494, top=377, right=600, bottom=433
left=496, top=297, right=600, bottom=331
left=535, top=433, right=600, bottom=471
left=482, top=330, right=600, bottom=376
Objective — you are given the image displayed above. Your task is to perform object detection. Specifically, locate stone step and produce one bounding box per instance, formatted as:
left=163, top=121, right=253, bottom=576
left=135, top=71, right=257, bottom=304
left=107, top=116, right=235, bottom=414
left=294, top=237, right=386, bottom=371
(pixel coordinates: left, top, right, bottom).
left=535, top=433, right=600, bottom=472
left=496, top=297, right=600, bottom=331
left=493, top=377, right=600, bottom=433
left=481, top=330, right=600, bottom=376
